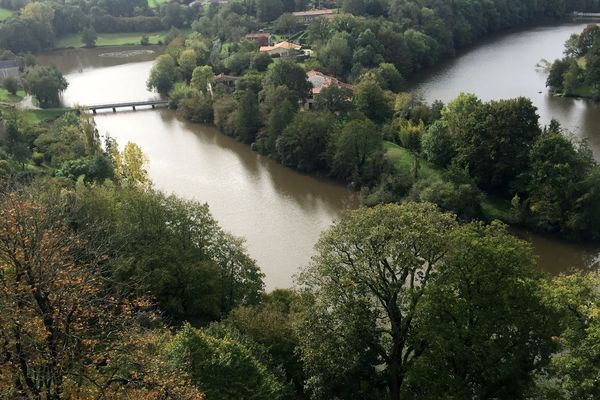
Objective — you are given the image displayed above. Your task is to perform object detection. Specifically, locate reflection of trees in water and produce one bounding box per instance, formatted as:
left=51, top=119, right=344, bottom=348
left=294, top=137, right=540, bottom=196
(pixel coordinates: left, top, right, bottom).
left=162, top=110, right=359, bottom=215
left=512, top=227, right=600, bottom=274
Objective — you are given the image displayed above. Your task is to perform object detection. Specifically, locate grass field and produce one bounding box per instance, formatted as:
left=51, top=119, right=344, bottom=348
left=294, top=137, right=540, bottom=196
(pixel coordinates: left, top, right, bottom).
left=22, top=109, right=67, bottom=124
left=55, top=30, right=178, bottom=48
left=148, top=0, right=169, bottom=8
left=383, top=141, right=441, bottom=180
left=0, top=7, right=12, bottom=21
left=0, top=89, right=25, bottom=103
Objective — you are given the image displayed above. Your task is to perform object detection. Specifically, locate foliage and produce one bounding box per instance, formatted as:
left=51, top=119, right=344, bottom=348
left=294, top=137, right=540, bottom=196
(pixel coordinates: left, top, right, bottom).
left=407, top=221, right=557, bottom=399
left=166, top=323, right=289, bottom=399
left=265, top=59, right=311, bottom=101
left=2, top=75, right=18, bottom=94
left=353, top=77, right=392, bottom=124
left=331, top=118, right=385, bottom=185
left=81, top=26, right=98, bottom=48
left=296, top=203, right=458, bottom=400
left=21, top=65, right=68, bottom=108
left=276, top=111, right=335, bottom=173
left=69, top=185, right=264, bottom=323
left=540, top=271, right=600, bottom=399
left=0, top=191, right=202, bottom=400
left=147, top=54, right=178, bottom=95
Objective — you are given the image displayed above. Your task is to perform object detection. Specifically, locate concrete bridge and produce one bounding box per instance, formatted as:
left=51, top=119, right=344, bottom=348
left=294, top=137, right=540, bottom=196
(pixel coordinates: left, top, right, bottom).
left=80, top=99, right=169, bottom=114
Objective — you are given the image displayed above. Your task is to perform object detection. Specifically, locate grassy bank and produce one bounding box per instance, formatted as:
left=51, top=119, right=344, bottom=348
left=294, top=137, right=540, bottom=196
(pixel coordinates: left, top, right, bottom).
left=0, top=7, right=12, bottom=21
left=148, top=0, right=169, bottom=8
left=0, top=89, right=25, bottom=103
left=55, top=30, right=177, bottom=48
left=383, top=141, right=441, bottom=180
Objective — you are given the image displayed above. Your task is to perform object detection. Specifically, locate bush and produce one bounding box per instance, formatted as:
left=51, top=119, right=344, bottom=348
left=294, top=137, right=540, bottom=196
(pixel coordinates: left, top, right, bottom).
left=3, top=76, right=19, bottom=95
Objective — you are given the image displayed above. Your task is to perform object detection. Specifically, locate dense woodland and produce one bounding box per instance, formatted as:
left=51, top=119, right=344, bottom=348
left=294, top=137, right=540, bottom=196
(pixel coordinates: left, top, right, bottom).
left=2, top=0, right=600, bottom=399
left=2, top=110, right=600, bottom=399
left=547, top=23, right=600, bottom=99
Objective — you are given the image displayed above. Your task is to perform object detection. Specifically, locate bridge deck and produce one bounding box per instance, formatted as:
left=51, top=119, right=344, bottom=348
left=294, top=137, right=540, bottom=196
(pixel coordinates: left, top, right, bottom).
left=83, top=100, right=169, bottom=110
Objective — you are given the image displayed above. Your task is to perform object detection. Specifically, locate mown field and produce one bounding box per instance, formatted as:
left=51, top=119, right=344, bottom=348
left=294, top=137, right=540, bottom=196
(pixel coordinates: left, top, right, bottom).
left=55, top=30, right=178, bottom=48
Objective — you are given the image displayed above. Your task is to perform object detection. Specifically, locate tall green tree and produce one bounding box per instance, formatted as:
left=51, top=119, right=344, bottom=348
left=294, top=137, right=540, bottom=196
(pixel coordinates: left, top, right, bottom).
left=331, top=119, right=384, bottom=185
left=236, top=90, right=261, bottom=144
left=81, top=26, right=97, bottom=48
left=353, top=77, right=393, bottom=124
left=147, top=54, right=178, bottom=95
left=21, top=65, right=68, bottom=108
left=407, top=221, right=556, bottom=399
left=296, top=203, right=458, bottom=400
left=276, top=111, right=334, bottom=172
left=265, top=59, right=311, bottom=101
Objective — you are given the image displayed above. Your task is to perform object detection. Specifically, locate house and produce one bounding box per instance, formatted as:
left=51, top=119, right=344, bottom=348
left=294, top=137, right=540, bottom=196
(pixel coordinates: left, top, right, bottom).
left=0, top=60, right=19, bottom=81
left=304, top=70, right=353, bottom=109
left=245, top=32, right=273, bottom=47
left=259, top=41, right=302, bottom=58
left=292, top=9, right=335, bottom=24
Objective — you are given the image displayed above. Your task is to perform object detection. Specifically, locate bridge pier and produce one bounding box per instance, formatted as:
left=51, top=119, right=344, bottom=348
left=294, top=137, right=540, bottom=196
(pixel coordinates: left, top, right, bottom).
left=92, top=109, right=97, bottom=114
left=132, top=105, right=136, bottom=111
left=112, top=107, right=116, bottom=113
left=151, top=104, right=155, bottom=109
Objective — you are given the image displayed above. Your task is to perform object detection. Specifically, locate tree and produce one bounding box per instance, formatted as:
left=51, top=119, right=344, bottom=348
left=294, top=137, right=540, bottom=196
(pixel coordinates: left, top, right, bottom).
left=541, top=271, right=600, bottom=399
left=0, top=192, right=202, bottom=399
left=276, top=111, right=334, bottom=172
left=444, top=95, right=541, bottom=194
left=331, top=119, right=384, bottom=185
left=274, top=13, right=297, bottom=34
left=265, top=99, right=295, bottom=156
left=318, top=32, right=352, bottom=77
left=407, top=221, right=556, bottom=399
left=166, top=323, right=289, bottom=399
left=236, top=90, right=260, bottom=144
left=313, top=85, right=353, bottom=114
left=109, top=141, right=150, bottom=187
left=256, top=0, right=284, bottom=22
left=547, top=58, right=570, bottom=91
left=147, top=54, right=178, bottom=94
left=3, top=76, right=19, bottom=95
left=81, top=26, right=97, bottom=48
left=225, top=290, right=304, bottom=393
left=265, top=59, right=311, bottom=101
left=577, top=24, right=600, bottom=55
left=421, top=120, right=456, bottom=168
left=191, top=65, right=213, bottom=93
left=399, top=120, right=425, bottom=181
left=21, top=65, right=68, bottom=108
left=375, top=63, right=405, bottom=92
left=70, top=184, right=264, bottom=324
left=178, top=48, right=198, bottom=82
left=296, top=203, right=458, bottom=400
left=525, top=127, right=595, bottom=235
left=353, top=77, right=393, bottom=123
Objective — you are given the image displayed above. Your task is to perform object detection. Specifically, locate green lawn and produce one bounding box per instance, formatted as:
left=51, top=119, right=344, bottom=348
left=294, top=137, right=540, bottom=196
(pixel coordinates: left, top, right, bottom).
left=148, top=0, right=169, bottom=8
left=0, top=89, right=25, bottom=103
left=383, top=141, right=441, bottom=180
left=0, top=7, right=12, bottom=21
left=22, top=109, right=67, bottom=124
left=55, top=30, right=179, bottom=48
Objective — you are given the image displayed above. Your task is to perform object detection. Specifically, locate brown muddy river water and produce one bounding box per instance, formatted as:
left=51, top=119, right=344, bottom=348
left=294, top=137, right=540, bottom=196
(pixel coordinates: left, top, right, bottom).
left=38, top=26, right=600, bottom=288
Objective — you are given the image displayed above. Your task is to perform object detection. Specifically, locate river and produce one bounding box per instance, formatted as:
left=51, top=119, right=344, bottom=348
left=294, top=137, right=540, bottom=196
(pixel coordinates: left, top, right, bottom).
left=38, top=24, right=600, bottom=288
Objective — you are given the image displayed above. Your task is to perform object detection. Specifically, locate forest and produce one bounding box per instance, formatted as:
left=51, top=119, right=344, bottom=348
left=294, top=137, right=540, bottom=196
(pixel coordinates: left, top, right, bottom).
left=1, top=109, right=600, bottom=399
